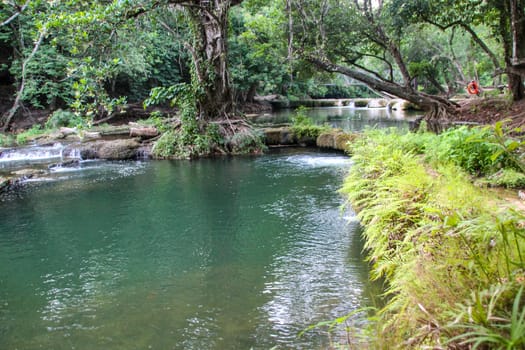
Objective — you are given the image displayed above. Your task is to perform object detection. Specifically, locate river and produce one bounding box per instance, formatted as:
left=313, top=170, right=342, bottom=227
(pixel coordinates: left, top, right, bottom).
left=0, top=106, right=411, bottom=349
left=250, top=105, right=418, bottom=130
left=0, top=148, right=377, bottom=349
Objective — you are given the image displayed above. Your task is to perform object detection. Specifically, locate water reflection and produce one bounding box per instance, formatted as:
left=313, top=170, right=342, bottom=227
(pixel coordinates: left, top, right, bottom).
left=255, top=153, right=369, bottom=348
left=0, top=150, right=373, bottom=349
left=252, top=106, right=420, bottom=131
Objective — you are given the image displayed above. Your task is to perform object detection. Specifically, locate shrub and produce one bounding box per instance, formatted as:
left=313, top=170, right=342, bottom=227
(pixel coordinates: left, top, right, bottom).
left=290, top=106, right=329, bottom=139
left=226, top=128, right=266, bottom=154
left=426, top=126, right=505, bottom=175
left=486, top=169, right=525, bottom=188
left=45, top=109, right=86, bottom=129
left=340, top=128, right=525, bottom=348
left=0, top=133, right=15, bottom=147
left=16, top=125, right=46, bottom=145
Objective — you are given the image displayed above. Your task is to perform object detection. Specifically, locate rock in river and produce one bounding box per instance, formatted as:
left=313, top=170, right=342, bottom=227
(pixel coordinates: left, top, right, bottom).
left=79, top=139, right=141, bottom=160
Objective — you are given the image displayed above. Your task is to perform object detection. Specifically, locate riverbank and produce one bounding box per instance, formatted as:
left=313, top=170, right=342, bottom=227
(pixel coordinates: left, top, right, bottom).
left=340, top=128, right=525, bottom=348
left=0, top=120, right=354, bottom=194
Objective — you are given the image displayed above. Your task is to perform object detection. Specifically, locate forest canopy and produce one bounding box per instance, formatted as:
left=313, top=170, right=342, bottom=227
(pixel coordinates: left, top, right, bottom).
left=0, top=0, right=524, bottom=131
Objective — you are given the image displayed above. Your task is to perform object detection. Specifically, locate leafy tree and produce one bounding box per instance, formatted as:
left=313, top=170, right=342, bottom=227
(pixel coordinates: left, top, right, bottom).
left=390, top=0, right=524, bottom=101
left=229, top=2, right=289, bottom=102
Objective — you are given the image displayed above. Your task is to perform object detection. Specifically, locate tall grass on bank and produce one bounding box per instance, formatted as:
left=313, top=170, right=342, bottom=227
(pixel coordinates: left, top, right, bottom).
left=340, top=128, right=525, bottom=349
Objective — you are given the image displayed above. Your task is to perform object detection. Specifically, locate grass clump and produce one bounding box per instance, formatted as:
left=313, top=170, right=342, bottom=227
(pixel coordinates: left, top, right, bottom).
left=486, top=169, right=525, bottom=188
left=290, top=106, right=329, bottom=139
left=0, top=133, right=15, bottom=147
left=338, top=128, right=525, bottom=349
left=15, top=125, right=47, bottom=145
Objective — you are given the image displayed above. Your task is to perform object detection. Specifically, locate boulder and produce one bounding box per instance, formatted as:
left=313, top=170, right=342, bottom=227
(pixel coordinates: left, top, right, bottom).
left=317, top=130, right=357, bottom=151
left=296, top=134, right=317, bottom=146
left=129, top=126, right=159, bottom=138
left=316, top=132, right=337, bottom=149
left=334, top=133, right=357, bottom=151
left=82, top=131, right=101, bottom=140
left=79, top=139, right=141, bottom=160
left=11, top=169, right=42, bottom=178
left=263, top=127, right=295, bottom=145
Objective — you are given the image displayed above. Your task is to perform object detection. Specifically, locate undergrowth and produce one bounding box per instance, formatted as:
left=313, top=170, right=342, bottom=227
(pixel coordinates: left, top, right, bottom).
left=331, top=127, right=525, bottom=349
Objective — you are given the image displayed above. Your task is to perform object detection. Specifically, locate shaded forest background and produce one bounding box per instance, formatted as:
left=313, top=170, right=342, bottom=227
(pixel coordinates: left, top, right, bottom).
left=1, top=0, right=525, bottom=131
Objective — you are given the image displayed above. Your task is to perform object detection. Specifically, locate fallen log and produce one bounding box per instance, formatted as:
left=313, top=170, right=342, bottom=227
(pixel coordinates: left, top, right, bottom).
left=129, top=126, right=159, bottom=138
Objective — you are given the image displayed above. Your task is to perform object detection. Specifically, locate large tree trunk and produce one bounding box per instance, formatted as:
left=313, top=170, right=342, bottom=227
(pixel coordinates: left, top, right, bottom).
left=509, top=71, right=525, bottom=100
left=185, top=0, right=241, bottom=120
left=510, top=0, right=525, bottom=67
left=496, top=0, right=525, bottom=101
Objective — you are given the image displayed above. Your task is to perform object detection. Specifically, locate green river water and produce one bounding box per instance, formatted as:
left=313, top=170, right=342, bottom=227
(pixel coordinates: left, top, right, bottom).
left=0, top=149, right=375, bottom=349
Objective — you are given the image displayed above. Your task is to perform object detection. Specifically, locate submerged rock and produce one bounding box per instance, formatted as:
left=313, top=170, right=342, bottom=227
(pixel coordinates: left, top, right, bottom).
left=48, top=160, right=80, bottom=169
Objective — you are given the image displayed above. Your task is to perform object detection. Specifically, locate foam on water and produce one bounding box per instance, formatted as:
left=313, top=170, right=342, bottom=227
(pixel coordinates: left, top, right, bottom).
left=284, top=154, right=352, bottom=168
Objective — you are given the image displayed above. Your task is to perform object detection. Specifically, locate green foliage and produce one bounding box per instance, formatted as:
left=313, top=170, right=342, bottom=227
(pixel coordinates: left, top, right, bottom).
left=0, top=133, right=15, bottom=147
left=145, top=79, right=222, bottom=158
left=486, top=169, right=525, bottom=188
left=426, top=126, right=505, bottom=175
left=226, top=128, right=266, bottom=154
left=151, top=122, right=224, bottom=159
left=69, top=57, right=127, bottom=124
left=299, top=307, right=376, bottom=348
left=12, top=44, right=74, bottom=109
left=448, top=285, right=525, bottom=349
left=229, top=3, right=289, bottom=99
left=45, top=109, right=85, bottom=129
left=137, top=111, right=171, bottom=133
left=487, top=121, right=525, bottom=174
left=15, top=125, right=46, bottom=145
left=150, top=130, right=177, bottom=158
left=341, top=128, right=525, bottom=348
left=290, top=106, right=329, bottom=139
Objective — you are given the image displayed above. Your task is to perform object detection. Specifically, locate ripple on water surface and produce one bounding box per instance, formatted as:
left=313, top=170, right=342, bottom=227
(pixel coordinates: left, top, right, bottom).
left=0, top=151, right=373, bottom=349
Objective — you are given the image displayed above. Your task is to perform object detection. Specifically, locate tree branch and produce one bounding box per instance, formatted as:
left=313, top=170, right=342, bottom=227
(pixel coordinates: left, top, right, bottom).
left=1, top=26, right=47, bottom=131
left=0, top=0, right=30, bottom=27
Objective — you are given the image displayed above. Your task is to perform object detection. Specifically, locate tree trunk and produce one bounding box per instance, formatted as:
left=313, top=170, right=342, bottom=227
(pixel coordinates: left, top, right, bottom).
left=186, top=1, right=238, bottom=120
left=1, top=28, right=46, bottom=131
left=509, top=72, right=525, bottom=101
left=496, top=0, right=525, bottom=101
left=510, top=0, right=525, bottom=67
left=245, top=82, right=258, bottom=103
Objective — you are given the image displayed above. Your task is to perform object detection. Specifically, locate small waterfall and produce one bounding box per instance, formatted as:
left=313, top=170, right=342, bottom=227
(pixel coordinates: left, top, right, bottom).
left=0, top=143, right=81, bottom=169
left=62, top=147, right=81, bottom=161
